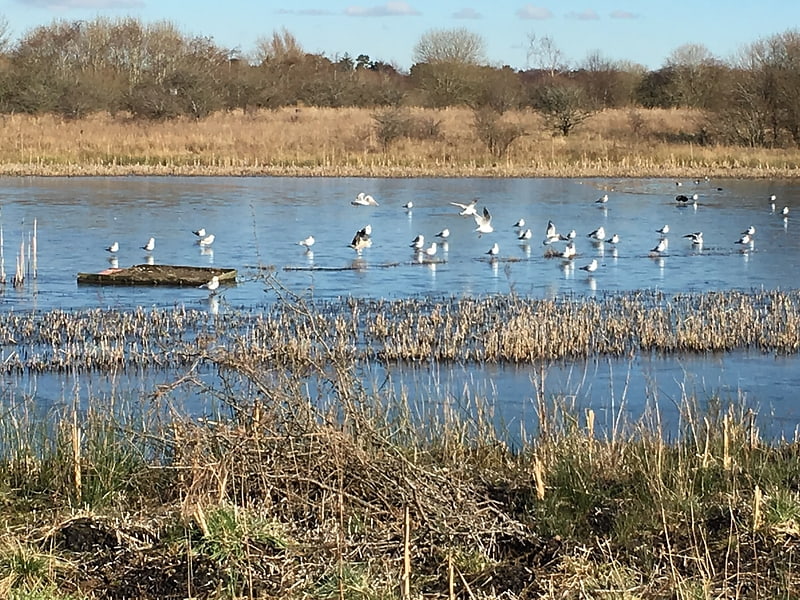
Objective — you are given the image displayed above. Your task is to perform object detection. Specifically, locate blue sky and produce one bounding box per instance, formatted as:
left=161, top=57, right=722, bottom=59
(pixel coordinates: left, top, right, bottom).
left=2, top=0, right=799, bottom=71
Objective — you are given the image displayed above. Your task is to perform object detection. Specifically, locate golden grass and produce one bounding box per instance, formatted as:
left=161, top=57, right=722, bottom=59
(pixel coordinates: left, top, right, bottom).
left=2, top=107, right=800, bottom=178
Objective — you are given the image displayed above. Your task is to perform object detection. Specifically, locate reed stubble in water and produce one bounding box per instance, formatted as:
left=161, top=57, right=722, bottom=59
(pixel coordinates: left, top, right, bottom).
left=0, top=288, right=799, bottom=597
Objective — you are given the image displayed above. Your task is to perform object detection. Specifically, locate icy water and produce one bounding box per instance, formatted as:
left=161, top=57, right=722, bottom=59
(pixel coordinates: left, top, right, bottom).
left=1, top=176, right=799, bottom=438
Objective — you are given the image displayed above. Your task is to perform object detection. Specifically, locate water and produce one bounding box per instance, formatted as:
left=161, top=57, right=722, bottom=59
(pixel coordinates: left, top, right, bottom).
left=1, top=176, right=798, bottom=438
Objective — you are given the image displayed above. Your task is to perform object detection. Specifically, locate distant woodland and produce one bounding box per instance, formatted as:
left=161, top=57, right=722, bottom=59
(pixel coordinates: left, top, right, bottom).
left=2, top=17, right=800, bottom=152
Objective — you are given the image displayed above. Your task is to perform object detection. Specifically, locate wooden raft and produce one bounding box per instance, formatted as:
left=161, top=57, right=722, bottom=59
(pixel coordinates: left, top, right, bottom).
left=77, top=264, right=237, bottom=287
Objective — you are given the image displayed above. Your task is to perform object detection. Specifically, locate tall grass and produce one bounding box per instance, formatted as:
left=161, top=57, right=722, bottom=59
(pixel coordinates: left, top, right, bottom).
left=0, top=288, right=798, bottom=597
left=2, top=108, right=800, bottom=178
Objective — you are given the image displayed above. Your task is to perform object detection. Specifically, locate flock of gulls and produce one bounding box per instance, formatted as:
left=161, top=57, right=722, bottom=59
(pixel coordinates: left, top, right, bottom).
left=337, top=186, right=791, bottom=279
left=101, top=184, right=791, bottom=296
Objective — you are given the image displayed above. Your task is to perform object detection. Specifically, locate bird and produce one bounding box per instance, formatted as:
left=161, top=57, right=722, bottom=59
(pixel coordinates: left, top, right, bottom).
left=545, top=220, right=559, bottom=242
left=606, top=233, right=620, bottom=245
left=518, top=228, right=532, bottom=241
left=769, top=194, right=777, bottom=212
left=651, top=238, right=669, bottom=254
left=474, top=207, right=494, bottom=235
left=105, top=241, right=119, bottom=253
left=782, top=206, right=790, bottom=217
left=298, top=235, right=315, bottom=248
left=435, top=228, right=450, bottom=239
left=486, top=242, right=500, bottom=257
left=683, top=231, right=704, bottom=245
left=450, top=198, right=478, bottom=216
left=742, top=225, right=756, bottom=236
left=410, top=234, right=425, bottom=250
left=350, top=225, right=372, bottom=252
left=559, top=242, right=576, bottom=259
left=513, top=218, right=526, bottom=229
left=198, top=233, right=215, bottom=247
left=676, top=194, right=690, bottom=203
left=201, top=275, right=220, bottom=292
left=403, top=201, right=414, bottom=210
left=656, top=225, right=670, bottom=236
left=558, top=229, right=577, bottom=242
left=141, top=237, right=155, bottom=252
left=424, top=242, right=438, bottom=257
left=596, top=194, right=609, bottom=204
left=736, top=233, right=754, bottom=246
left=580, top=259, right=598, bottom=272
left=587, top=226, right=606, bottom=241
left=352, top=192, right=379, bottom=206
left=192, top=228, right=206, bottom=238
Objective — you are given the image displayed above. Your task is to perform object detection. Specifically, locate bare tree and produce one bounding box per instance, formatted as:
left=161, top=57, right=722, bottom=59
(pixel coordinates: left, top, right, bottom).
left=412, top=27, right=486, bottom=65
left=526, top=33, right=567, bottom=76
left=254, top=28, right=304, bottom=65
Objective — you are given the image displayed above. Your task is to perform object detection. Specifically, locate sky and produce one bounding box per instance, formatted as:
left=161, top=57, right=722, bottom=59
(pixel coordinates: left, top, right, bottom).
left=2, top=0, right=800, bottom=71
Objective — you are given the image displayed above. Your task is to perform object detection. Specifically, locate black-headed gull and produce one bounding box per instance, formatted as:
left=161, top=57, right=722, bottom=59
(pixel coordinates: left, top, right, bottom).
left=352, top=192, right=379, bottom=206
left=474, top=207, right=494, bottom=235
left=105, top=241, right=119, bottom=253
left=141, top=237, right=155, bottom=252
left=298, top=235, right=315, bottom=248
left=450, top=198, right=478, bottom=216
left=579, top=258, right=598, bottom=272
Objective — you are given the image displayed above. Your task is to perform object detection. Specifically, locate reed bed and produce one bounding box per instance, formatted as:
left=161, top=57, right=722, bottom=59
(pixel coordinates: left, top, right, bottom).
left=2, top=108, right=800, bottom=178
left=0, top=308, right=799, bottom=599
left=0, top=289, right=798, bottom=375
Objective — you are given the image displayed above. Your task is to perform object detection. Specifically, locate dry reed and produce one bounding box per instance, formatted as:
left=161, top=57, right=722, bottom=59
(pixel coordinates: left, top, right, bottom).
left=1, top=108, right=800, bottom=178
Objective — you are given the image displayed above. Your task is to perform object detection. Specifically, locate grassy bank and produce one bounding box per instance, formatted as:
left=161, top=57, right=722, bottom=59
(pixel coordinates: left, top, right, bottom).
left=3, top=107, right=800, bottom=178
left=0, top=289, right=799, bottom=598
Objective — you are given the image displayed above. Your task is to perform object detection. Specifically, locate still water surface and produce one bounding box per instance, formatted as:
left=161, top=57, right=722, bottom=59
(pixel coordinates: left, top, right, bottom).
left=1, top=176, right=799, bottom=437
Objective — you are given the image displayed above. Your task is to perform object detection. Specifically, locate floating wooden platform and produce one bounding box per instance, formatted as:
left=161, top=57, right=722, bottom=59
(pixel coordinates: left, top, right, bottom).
left=77, top=264, right=237, bottom=287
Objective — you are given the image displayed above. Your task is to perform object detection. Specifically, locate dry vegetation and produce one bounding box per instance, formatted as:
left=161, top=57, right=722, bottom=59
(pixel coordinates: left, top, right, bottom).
left=0, top=288, right=800, bottom=598
left=3, top=107, right=800, bottom=178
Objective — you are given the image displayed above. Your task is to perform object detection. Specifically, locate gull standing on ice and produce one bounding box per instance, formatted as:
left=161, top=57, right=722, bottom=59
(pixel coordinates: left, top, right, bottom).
left=651, top=238, right=668, bottom=254
left=486, top=242, right=500, bottom=257
left=579, top=259, right=598, bottom=273
left=298, top=235, right=315, bottom=248
left=587, top=226, right=606, bottom=242
left=198, top=233, right=215, bottom=247
left=350, top=225, right=373, bottom=253
left=200, top=275, right=220, bottom=294
left=410, top=234, right=425, bottom=250
left=656, top=224, right=670, bottom=236
left=141, top=237, right=155, bottom=252
left=435, top=228, right=450, bottom=239
left=518, top=228, right=532, bottom=241
left=105, top=241, right=119, bottom=253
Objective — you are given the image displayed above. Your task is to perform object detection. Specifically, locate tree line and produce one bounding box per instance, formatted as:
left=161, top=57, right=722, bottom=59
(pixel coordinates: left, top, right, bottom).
left=1, top=17, right=799, bottom=149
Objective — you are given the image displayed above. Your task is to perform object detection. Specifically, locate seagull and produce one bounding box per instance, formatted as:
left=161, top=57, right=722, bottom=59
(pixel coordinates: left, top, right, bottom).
left=450, top=198, right=478, bottom=216
left=105, top=241, right=119, bottom=253
left=352, top=192, right=379, bottom=207
left=424, top=242, right=438, bottom=257
left=782, top=206, right=790, bottom=217
left=606, top=233, right=620, bottom=245
left=683, top=231, right=704, bottom=245
left=435, top=228, right=450, bottom=239
left=651, top=238, right=669, bottom=254
left=558, top=229, right=577, bottom=242
left=403, top=201, right=414, bottom=210
left=518, top=228, right=532, bottom=241
left=736, top=233, right=754, bottom=246
left=579, top=259, right=598, bottom=272
left=769, top=194, right=777, bottom=212
left=513, top=218, right=526, bottom=229
left=350, top=225, right=373, bottom=252
left=560, top=242, right=576, bottom=259
left=410, top=234, right=425, bottom=250
left=587, top=226, right=606, bottom=241
left=656, top=225, right=670, bottom=236
left=595, top=194, right=609, bottom=204
left=741, top=225, right=756, bottom=236
left=545, top=220, right=559, bottom=242
left=192, top=228, right=206, bottom=238
left=198, top=233, right=215, bottom=247
left=474, top=207, right=494, bottom=235
left=141, top=237, right=155, bottom=252
left=486, top=242, right=500, bottom=257
left=200, top=275, right=220, bottom=294
left=298, top=235, right=315, bottom=248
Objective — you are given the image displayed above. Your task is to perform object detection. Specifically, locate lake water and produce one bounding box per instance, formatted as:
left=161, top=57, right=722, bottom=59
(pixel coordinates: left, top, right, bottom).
left=1, top=176, right=799, bottom=439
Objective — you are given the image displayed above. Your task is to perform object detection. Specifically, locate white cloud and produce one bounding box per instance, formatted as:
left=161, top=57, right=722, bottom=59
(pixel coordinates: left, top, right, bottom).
left=20, top=0, right=143, bottom=7
left=566, top=9, right=599, bottom=20
left=453, top=8, right=482, bottom=19
left=345, top=2, right=421, bottom=16
left=515, top=4, right=553, bottom=20
left=610, top=10, right=638, bottom=19
left=276, top=9, right=335, bottom=16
